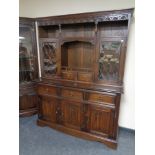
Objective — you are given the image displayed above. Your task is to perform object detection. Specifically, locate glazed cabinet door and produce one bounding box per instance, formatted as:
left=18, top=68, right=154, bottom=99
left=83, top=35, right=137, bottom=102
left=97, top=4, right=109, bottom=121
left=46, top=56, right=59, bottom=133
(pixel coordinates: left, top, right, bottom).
left=19, top=19, right=38, bottom=83
left=38, top=96, right=57, bottom=123
left=96, top=37, right=126, bottom=83
left=61, top=100, right=83, bottom=130
left=88, top=104, right=115, bottom=138
left=39, top=38, right=61, bottom=77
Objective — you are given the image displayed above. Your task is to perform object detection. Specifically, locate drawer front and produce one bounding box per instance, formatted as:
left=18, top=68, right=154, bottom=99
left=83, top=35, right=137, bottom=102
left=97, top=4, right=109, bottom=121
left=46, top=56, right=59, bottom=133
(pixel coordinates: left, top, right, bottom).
left=37, top=85, right=57, bottom=96
left=78, top=72, right=93, bottom=82
left=88, top=92, right=115, bottom=104
left=61, top=89, right=83, bottom=100
left=62, top=71, right=77, bottom=80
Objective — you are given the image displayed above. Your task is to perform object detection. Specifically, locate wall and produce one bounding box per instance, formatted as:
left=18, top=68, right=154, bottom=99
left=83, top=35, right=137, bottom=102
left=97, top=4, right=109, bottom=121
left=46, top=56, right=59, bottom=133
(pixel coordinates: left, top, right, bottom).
left=19, top=0, right=135, bottom=130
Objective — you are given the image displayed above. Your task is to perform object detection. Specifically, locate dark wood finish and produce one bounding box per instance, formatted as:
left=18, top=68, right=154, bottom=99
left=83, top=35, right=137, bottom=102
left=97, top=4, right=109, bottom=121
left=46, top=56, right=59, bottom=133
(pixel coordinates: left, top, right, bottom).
left=19, top=83, right=38, bottom=117
left=20, top=9, right=133, bottom=149
left=37, top=118, right=117, bottom=149
left=38, top=96, right=57, bottom=123
left=61, top=99, right=83, bottom=130
left=37, top=85, right=57, bottom=96
left=88, top=104, right=115, bottom=138
left=61, top=70, right=77, bottom=80
left=36, top=9, right=133, bottom=26
left=87, top=91, right=115, bottom=104
left=36, top=9, right=133, bottom=149
left=19, top=18, right=38, bottom=117
left=61, top=88, right=83, bottom=100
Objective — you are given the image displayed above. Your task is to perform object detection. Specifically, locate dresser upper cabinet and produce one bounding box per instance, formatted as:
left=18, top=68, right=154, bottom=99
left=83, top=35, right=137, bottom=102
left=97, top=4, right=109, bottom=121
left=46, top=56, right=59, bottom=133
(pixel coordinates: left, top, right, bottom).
left=37, top=9, right=131, bottom=91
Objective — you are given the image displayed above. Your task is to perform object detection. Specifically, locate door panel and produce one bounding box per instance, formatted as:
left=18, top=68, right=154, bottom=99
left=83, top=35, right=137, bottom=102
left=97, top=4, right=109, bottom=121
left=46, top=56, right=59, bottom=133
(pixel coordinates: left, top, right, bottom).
left=88, top=104, right=115, bottom=137
left=39, top=38, right=60, bottom=77
left=61, top=100, right=83, bottom=130
left=19, top=94, right=38, bottom=110
left=39, top=96, right=57, bottom=123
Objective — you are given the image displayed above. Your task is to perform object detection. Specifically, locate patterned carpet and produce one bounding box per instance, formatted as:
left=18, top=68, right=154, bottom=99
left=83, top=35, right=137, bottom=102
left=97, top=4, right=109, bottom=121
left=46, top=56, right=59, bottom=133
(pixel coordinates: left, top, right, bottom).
left=19, top=116, right=135, bottom=155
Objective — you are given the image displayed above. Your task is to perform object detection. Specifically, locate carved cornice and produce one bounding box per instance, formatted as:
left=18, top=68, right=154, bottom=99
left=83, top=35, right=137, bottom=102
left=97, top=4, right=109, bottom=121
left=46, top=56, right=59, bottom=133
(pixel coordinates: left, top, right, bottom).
left=37, top=14, right=129, bottom=26
left=36, top=9, right=133, bottom=26
left=97, top=14, right=129, bottom=22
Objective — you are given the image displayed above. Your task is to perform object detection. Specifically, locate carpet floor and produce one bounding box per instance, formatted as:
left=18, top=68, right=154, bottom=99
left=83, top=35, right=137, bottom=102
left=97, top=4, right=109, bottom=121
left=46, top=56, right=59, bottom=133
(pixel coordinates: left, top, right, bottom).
left=19, top=116, right=135, bottom=155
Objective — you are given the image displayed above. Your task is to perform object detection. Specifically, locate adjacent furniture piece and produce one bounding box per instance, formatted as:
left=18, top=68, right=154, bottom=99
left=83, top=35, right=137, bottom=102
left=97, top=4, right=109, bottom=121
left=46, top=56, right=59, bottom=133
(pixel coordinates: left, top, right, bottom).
left=36, top=9, right=133, bottom=149
left=19, top=18, right=38, bottom=117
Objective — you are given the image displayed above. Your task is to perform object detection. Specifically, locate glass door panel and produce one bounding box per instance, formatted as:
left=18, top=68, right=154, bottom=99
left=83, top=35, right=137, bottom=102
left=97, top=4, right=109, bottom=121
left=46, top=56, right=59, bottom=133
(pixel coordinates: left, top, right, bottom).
left=19, top=26, right=35, bottom=83
left=98, top=40, right=123, bottom=81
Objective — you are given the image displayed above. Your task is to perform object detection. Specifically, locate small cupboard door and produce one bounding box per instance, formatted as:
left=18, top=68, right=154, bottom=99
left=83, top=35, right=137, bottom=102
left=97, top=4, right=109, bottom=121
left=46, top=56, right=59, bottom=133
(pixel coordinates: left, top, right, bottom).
left=88, top=104, right=115, bottom=138
left=38, top=96, right=57, bottom=123
left=61, top=100, right=83, bottom=130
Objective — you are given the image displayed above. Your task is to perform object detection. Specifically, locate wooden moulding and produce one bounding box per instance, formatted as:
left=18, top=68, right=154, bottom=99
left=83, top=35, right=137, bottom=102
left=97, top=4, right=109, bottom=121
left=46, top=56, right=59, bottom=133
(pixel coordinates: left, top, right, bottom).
left=36, top=8, right=134, bottom=26
left=20, top=108, right=38, bottom=117
left=37, top=119, right=117, bottom=149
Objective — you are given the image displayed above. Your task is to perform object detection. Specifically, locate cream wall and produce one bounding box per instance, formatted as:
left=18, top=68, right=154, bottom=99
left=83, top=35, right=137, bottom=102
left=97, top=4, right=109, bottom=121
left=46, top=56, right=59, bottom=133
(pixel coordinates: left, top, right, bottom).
left=19, top=0, right=135, bottom=130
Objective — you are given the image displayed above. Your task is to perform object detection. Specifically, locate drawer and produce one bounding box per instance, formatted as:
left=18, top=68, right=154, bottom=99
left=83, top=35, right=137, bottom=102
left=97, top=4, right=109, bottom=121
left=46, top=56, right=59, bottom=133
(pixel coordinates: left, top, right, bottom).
left=37, top=85, right=57, bottom=96
left=61, top=89, right=83, bottom=100
left=78, top=72, right=94, bottom=82
left=62, top=71, right=77, bottom=80
left=88, top=92, right=115, bottom=104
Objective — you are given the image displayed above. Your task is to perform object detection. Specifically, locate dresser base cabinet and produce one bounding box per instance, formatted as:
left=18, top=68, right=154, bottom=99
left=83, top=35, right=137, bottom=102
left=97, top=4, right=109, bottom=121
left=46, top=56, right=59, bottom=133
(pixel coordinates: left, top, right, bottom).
left=36, top=83, right=121, bottom=149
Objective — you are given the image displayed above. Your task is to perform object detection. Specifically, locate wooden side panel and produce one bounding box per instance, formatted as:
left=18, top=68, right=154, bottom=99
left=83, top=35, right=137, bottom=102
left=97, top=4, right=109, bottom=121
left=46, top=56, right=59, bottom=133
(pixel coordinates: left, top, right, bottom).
left=61, top=100, right=83, bottom=130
